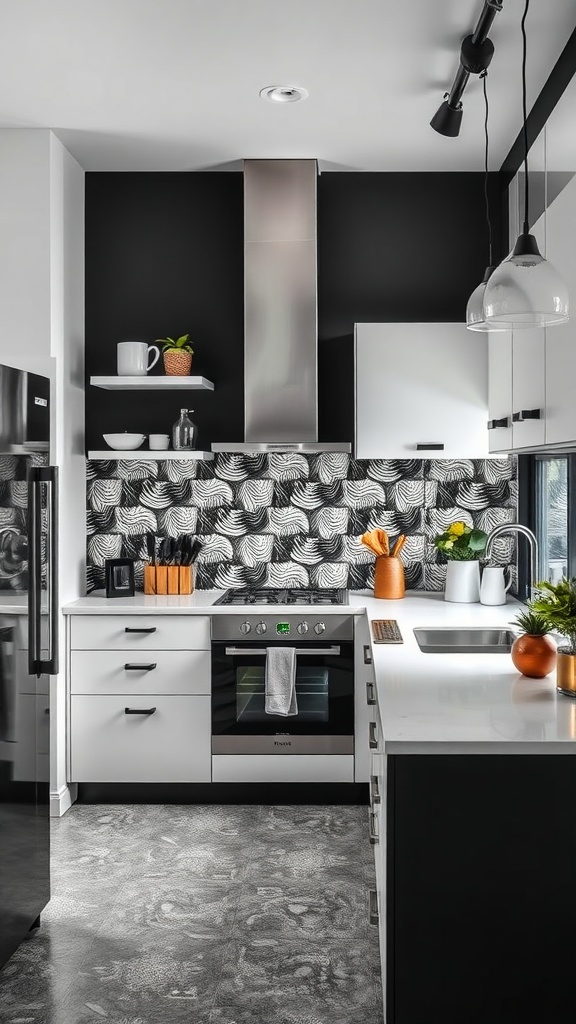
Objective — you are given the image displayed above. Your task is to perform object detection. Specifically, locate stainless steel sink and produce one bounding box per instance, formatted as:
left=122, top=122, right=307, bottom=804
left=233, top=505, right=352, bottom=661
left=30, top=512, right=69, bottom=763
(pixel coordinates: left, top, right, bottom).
left=413, top=627, right=516, bottom=654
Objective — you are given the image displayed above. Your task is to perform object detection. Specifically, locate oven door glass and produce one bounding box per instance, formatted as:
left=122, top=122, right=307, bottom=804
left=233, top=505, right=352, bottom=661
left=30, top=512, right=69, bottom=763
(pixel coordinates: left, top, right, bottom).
left=237, top=666, right=329, bottom=723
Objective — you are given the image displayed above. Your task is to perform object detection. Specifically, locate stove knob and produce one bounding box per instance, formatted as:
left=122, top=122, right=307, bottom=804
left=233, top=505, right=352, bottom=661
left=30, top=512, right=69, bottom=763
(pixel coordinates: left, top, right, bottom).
left=255, top=621, right=267, bottom=635
left=297, top=621, right=309, bottom=635
left=314, top=621, right=326, bottom=635
left=239, top=621, right=251, bottom=635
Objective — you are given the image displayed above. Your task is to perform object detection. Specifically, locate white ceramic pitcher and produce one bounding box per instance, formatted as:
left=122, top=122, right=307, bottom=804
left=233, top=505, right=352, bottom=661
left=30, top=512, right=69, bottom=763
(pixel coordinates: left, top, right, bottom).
left=480, top=565, right=512, bottom=606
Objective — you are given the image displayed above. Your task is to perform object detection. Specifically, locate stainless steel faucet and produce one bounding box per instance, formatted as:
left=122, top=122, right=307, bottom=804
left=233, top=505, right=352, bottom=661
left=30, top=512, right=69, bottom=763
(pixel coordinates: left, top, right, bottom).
left=484, top=523, right=539, bottom=600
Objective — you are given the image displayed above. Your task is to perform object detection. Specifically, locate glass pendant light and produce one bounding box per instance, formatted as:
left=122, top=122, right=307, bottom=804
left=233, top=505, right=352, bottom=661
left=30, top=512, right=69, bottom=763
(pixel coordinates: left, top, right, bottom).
left=483, top=0, right=568, bottom=328
left=466, top=71, right=507, bottom=332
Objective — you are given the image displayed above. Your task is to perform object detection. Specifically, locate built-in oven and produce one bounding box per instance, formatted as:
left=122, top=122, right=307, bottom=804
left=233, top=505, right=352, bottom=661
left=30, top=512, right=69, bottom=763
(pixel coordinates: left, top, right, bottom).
left=211, top=613, right=354, bottom=755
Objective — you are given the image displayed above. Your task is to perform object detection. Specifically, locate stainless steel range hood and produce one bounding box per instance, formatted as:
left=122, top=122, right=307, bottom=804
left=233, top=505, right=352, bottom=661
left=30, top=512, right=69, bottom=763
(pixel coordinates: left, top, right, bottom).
left=212, top=160, right=351, bottom=454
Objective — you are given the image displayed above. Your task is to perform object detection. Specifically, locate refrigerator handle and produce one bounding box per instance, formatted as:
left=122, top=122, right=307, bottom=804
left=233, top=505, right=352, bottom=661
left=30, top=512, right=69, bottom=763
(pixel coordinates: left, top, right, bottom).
left=27, top=468, right=42, bottom=677
left=27, top=466, right=59, bottom=678
left=44, top=466, right=59, bottom=675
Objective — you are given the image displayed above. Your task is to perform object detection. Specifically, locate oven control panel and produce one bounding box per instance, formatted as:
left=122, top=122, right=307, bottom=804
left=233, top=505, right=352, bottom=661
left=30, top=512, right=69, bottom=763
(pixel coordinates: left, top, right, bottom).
left=212, top=614, right=354, bottom=642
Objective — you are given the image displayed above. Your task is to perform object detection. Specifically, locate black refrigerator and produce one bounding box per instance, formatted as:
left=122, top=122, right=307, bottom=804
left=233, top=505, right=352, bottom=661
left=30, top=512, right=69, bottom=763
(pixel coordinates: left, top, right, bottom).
left=0, top=363, right=58, bottom=968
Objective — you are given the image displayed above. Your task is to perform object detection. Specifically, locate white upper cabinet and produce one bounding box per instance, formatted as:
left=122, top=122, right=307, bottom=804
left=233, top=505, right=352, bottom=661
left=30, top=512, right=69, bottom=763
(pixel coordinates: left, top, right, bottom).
left=544, top=173, right=576, bottom=447
left=355, top=322, right=489, bottom=460
left=487, top=328, right=547, bottom=452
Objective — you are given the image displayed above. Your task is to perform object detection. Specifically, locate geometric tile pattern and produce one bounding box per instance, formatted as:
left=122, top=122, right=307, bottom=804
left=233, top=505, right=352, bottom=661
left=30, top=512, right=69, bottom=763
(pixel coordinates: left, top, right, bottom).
left=0, top=804, right=383, bottom=1024
left=86, top=454, right=517, bottom=593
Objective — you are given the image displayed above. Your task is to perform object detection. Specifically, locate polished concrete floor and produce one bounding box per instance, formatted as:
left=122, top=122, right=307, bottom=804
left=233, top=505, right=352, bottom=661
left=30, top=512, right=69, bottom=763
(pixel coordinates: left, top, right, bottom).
left=0, top=805, right=383, bottom=1024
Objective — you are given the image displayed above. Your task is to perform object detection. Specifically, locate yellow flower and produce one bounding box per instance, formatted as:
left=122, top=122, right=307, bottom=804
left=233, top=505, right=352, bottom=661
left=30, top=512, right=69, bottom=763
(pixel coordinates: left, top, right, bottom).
left=444, top=539, right=454, bottom=549
left=448, top=521, right=467, bottom=537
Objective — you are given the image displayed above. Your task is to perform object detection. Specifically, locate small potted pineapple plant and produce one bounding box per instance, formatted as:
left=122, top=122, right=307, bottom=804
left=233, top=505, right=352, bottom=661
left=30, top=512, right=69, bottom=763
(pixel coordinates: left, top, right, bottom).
left=510, top=607, right=557, bottom=679
left=156, top=333, right=194, bottom=376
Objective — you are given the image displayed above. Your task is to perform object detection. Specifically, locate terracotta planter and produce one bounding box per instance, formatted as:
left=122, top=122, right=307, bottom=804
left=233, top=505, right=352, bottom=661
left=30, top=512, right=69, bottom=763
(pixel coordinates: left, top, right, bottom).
left=511, top=634, right=557, bottom=678
left=374, top=556, right=405, bottom=600
left=163, top=350, right=192, bottom=376
left=556, top=649, right=576, bottom=696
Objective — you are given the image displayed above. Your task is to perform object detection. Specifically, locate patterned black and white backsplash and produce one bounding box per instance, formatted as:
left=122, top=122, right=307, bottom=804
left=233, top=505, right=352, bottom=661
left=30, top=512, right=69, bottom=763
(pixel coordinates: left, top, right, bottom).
left=85, top=454, right=517, bottom=593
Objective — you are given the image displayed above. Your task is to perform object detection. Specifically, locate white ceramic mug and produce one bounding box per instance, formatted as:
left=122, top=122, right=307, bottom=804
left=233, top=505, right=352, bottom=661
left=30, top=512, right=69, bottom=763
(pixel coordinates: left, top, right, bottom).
left=149, top=434, right=170, bottom=451
left=480, top=566, right=512, bottom=606
left=117, top=342, right=160, bottom=376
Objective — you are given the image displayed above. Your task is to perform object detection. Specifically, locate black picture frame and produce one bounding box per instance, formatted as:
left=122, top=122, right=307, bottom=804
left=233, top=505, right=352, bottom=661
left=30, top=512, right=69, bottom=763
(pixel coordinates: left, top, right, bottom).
left=105, top=558, right=135, bottom=599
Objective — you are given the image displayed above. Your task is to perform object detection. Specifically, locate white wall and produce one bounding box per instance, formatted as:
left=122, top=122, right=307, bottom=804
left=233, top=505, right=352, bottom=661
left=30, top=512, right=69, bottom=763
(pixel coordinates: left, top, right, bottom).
left=48, top=134, right=85, bottom=816
left=0, top=128, right=85, bottom=815
left=0, top=130, right=54, bottom=378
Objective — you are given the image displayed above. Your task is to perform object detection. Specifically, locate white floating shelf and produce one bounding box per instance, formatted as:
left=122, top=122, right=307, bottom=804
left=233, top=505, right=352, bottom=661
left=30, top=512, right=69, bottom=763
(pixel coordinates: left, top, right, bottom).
left=88, top=450, right=214, bottom=461
left=90, top=375, right=214, bottom=391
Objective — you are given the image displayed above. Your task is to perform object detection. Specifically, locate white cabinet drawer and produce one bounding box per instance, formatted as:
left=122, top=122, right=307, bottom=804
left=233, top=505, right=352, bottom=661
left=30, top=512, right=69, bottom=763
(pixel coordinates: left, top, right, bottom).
left=70, top=695, right=211, bottom=782
left=70, top=615, right=210, bottom=651
left=70, top=650, right=210, bottom=695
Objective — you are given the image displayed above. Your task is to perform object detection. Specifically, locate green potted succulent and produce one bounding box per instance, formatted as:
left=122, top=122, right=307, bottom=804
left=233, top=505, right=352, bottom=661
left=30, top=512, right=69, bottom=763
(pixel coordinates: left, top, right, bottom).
left=529, top=578, right=576, bottom=696
left=433, top=521, right=488, bottom=603
left=155, top=333, right=194, bottom=376
left=509, top=608, right=557, bottom=678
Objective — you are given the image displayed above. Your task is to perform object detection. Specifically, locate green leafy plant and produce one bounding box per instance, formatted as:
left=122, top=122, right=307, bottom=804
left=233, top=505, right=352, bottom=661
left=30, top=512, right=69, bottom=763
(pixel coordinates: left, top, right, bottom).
left=433, top=521, right=487, bottom=562
left=155, top=333, right=193, bottom=354
left=511, top=608, right=550, bottom=637
left=529, top=578, right=576, bottom=654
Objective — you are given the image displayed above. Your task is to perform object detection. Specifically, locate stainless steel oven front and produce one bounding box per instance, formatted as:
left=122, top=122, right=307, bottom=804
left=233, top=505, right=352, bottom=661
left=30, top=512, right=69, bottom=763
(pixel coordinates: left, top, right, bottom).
left=211, top=614, right=354, bottom=755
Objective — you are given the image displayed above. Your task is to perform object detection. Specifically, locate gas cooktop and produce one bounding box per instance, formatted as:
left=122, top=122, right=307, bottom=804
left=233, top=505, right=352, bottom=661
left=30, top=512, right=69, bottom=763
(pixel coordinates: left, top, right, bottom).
left=214, top=588, right=349, bottom=607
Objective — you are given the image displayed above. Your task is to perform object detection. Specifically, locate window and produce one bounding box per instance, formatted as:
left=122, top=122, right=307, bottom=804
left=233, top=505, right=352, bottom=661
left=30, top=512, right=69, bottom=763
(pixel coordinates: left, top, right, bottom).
left=535, top=457, right=568, bottom=583
left=520, top=454, right=576, bottom=591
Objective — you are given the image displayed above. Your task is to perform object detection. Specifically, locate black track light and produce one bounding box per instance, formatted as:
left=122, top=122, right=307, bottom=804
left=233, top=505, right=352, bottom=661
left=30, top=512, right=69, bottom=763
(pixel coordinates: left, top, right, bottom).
left=430, top=1, right=502, bottom=138
left=430, top=97, right=463, bottom=137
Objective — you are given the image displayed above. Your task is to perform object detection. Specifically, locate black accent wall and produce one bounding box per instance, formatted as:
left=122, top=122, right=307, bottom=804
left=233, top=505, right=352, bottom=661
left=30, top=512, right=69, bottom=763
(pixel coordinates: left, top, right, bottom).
left=85, top=171, right=504, bottom=451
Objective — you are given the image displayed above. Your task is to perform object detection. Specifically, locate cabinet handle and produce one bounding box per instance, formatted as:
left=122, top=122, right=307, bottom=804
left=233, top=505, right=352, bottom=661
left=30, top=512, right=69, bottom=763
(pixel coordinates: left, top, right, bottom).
left=369, top=721, right=378, bottom=750
left=124, top=663, right=157, bottom=671
left=124, top=707, right=157, bottom=715
left=369, top=811, right=380, bottom=845
left=369, top=889, right=379, bottom=926
left=370, top=774, right=381, bottom=804
left=487, top=416, right=510, bottom=430
left=415, top=442, right=444, bottom=451
left=512, top=408, right=541, bottom=422
left=366, top=681, right=377, bottom=706
left=363, top=644, right=372, bottom=666
left=125, top=626, right=157, bottom=634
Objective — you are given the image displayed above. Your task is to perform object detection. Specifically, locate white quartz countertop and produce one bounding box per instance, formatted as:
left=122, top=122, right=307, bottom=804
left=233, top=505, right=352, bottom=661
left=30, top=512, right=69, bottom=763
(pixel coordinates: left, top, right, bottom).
left=62, top=589, right=575, bottom=754
left=62, top=591, right=366, bottom=615
left=353, top=592, right=575, bottom=755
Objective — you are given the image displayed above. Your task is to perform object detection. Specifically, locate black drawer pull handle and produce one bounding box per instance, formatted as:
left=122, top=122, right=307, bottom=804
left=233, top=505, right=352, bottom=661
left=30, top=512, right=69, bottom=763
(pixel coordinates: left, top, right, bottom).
left=363, top=644, right=372, bottom=666
left=370, top=774, right=381, bottom=804
left=369, top=889, right=379, bottom=926
left=369, top=811, right=379, bottom=845
left=369, top=721, right=378, bottom=750
left=512, top=408, right=541, bottom=422
left=125, top=626, right=157, bottom=634
left=487, top=416, right=510, bottom=430
left=125, top=707, right=157, bottom=715
left=416, top=442, right=444, bottom=451
left=124, top=663, right=157, bottom=671
left=366, top=681, right=377, bottom=706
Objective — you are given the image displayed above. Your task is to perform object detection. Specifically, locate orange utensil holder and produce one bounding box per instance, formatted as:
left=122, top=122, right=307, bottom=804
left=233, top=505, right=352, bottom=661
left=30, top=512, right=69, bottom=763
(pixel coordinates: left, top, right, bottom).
left=144, top=565, right=194, bottom=595
left=374, top=556, right=405, bottom=599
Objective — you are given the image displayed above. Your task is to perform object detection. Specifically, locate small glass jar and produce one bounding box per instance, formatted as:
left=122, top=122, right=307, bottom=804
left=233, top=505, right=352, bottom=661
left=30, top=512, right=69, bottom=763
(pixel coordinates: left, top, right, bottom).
left=172, top=409, right=197, bottom=450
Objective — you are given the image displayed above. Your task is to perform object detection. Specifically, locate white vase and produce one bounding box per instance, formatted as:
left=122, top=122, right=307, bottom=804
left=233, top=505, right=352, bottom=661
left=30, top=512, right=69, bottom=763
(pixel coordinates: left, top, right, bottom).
left=444, top=560, right=481, bottom=603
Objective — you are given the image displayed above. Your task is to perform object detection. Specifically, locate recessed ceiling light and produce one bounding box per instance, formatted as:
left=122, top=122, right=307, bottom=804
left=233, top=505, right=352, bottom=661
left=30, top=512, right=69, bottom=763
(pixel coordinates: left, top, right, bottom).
left=259, top=85, right=309, bottom=104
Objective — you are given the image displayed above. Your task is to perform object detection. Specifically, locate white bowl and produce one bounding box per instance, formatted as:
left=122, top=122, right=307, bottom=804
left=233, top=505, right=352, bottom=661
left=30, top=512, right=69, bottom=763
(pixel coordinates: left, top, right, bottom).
left=103, top=433, right=146, bottom=451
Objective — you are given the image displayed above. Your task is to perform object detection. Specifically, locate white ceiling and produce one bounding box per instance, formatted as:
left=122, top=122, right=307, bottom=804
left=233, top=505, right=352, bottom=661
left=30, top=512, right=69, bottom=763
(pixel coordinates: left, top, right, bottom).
left=0, top=0, right=574, bottom=172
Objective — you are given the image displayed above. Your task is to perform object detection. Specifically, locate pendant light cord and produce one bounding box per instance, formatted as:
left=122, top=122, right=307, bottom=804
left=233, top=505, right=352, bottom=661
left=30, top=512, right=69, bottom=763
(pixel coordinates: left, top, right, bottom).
left=521, top=0, right=530, bottom=235
left=481, top=70, right=493, bottom=267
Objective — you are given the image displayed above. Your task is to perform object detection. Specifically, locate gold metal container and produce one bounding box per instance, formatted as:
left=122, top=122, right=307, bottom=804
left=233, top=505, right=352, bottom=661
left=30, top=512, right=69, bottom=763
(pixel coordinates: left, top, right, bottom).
left=556, top=651, right=576, bottom=696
